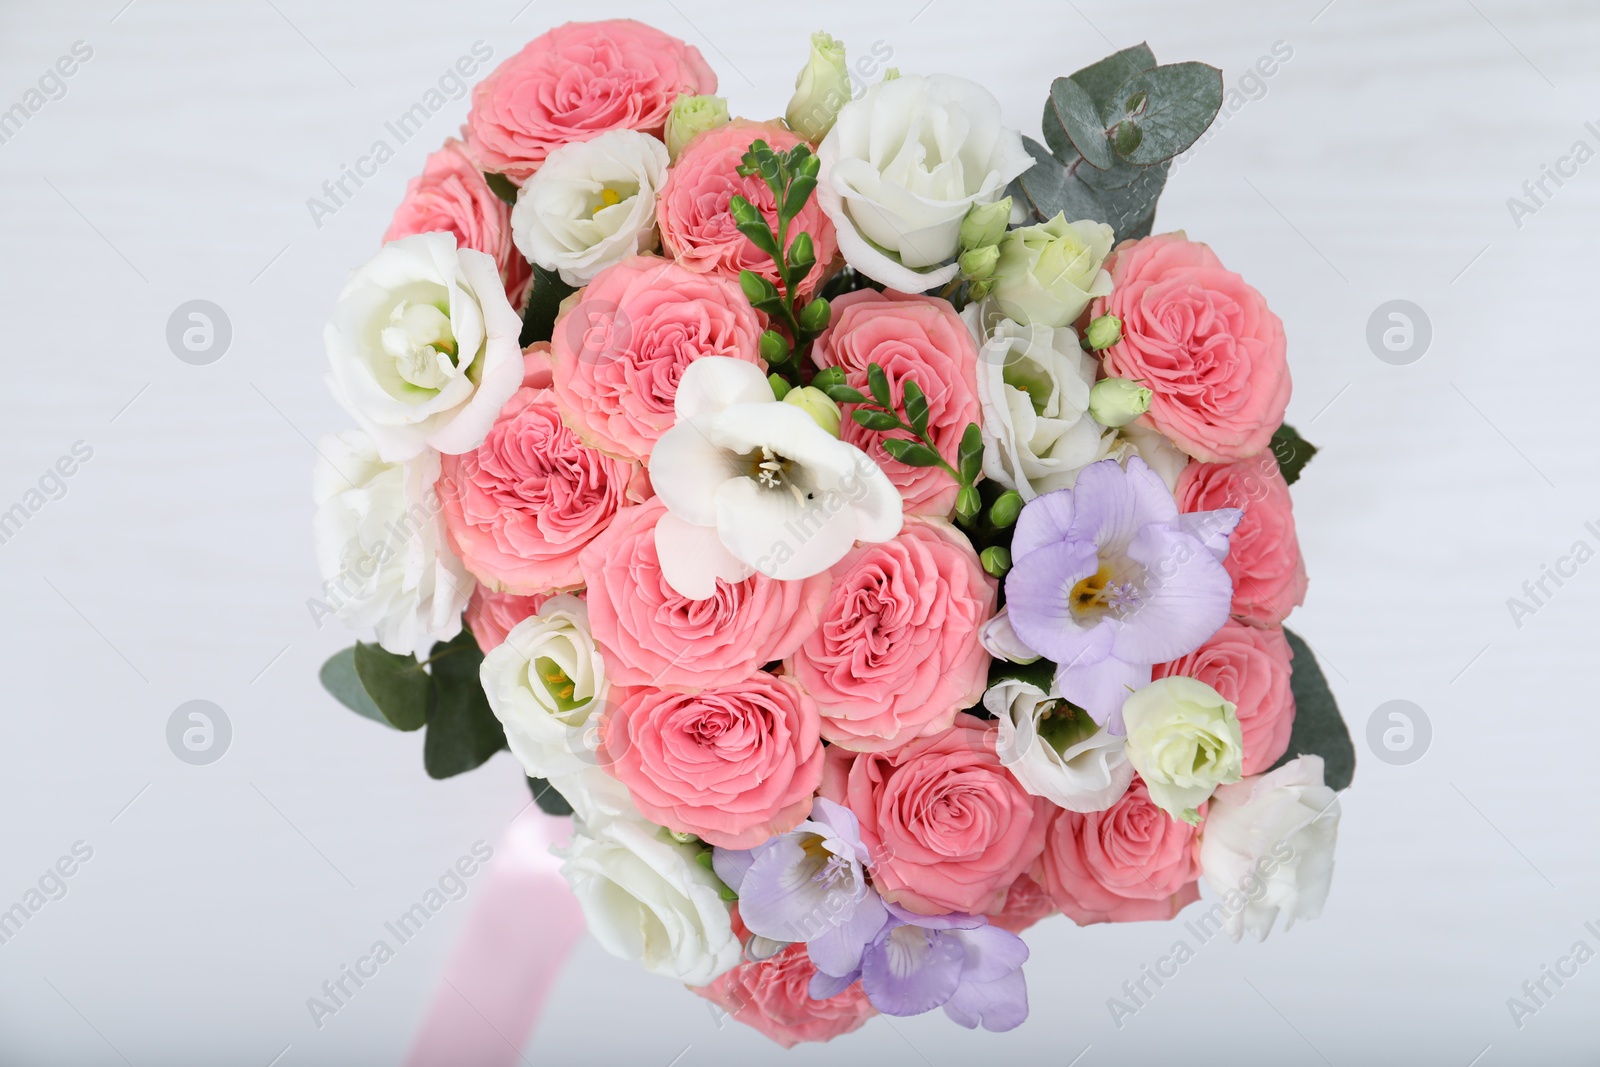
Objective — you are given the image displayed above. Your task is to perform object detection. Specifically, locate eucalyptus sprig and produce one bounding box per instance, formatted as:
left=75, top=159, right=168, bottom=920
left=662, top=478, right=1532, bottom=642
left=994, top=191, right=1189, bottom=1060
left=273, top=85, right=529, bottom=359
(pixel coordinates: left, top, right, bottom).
left=728, top=139, right=832, bottom=383
left=813, top=362, right=987, bottom=523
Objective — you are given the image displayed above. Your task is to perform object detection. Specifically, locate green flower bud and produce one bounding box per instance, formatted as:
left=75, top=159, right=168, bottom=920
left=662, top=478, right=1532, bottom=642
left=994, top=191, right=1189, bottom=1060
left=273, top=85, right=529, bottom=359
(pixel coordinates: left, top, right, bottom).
left=783, top=386, right=842, bottom=437
left=758, top=329, right=791, bottom=365
left=1088, top=377, right=1153, bottom=428
left=956, top=485, right=982, bottom=522
left=960, top=197, right=1012, bottom=251
left=992, top=213, right=1115, bottom=328
left=785, top=32, right=851, bottom=144
left=988, top=489, right=1024, bottom=529
left=980, top=545, right=1012, bottom=578
left=798, top=296, right=832, bottom=335
left=958, top=244, right=1001, bottom=283
left=1084, top=313, right=1123, bottom=351
left=767, top=373, right=792, bottom=401
left=665, top=94, right=730, bottom=161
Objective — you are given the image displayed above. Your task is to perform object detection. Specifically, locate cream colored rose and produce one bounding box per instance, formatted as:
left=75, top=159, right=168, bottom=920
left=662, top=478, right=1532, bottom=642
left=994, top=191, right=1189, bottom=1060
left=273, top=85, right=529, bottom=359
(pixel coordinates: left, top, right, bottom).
left=991, top=214, right=1114, bottom=328
left=1121, top=675, right=1244, bottom=823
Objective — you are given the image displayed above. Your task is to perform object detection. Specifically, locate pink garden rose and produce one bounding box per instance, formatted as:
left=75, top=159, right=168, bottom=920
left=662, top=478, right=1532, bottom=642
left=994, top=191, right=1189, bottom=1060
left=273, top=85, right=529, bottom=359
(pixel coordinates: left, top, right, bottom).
left=787, top=519, right=995, bottom=752
left=658, top=120, right=838, bottom=301
left=691, top=942, right=875, bottom=1048
left=439, top=347, right=648, bottom=595
left=464, top=19, right=715, bottom=182
left=1092, top=233, right=1289, bottom=463
left=812, top=290, right=982, bottom=515
left=601, top=673, right=823, bottom=849
left=986, top=873, right=1058, bottom=934
left=1032, top=778, right=1202, bottom=926
left=1155, top=620, right=1296, bottom=776
left=580, top=499, right=831, bottom=691
left=549, top=255, right=765, bottom=461
left=384, top=140, right=531, bottom=305
left=1175, top=453, right=1308, bottom=627
left=463, top=587, right=549, bottom=652
left=821, top=714, right=1051, bottom=916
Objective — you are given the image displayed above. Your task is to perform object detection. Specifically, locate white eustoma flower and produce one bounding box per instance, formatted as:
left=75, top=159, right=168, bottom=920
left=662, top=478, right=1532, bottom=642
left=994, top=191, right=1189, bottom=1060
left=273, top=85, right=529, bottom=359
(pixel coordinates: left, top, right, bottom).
left=311, top=430, right=474, bottom=656
left=556, top=816, right=742, bottom=986
left=1121, top=676, right=1245, bottom=824
left=511, top=129, right=670, bottom=286
left=481, top=596, right=609, bottom=780
left=989, top=678, right=1134, bottom=812
left=325, top=232, right=523, bottom=462
left=1198, top=755, right=1341, bottom=941
left=967, top=310, right=1118, bottom=500
left=817, top=73, right=1031, bottom=292
left=647, top=357, right=902, bottom=599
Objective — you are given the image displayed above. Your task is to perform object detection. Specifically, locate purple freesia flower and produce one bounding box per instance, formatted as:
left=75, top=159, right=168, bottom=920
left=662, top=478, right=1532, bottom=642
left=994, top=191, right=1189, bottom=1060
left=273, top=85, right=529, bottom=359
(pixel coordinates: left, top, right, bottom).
left=809, top=902, right=1030, bottom=1032
left=713, top=798, right=887, bottom=962
left=1005, top=456, right=1242, bottom=728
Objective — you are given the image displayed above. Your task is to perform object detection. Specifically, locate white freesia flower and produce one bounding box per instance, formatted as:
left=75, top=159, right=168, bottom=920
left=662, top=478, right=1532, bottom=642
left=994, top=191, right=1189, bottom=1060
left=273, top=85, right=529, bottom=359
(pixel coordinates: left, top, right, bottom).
left=967, top=310, right=1117, bottom=500
left=1121, top=676, right=1245, bottom=824
left=648, top=357, right=902, bottom=599
left=481, top=596, right=609, bottom=781
left=325, top=232, right=521, bottom=462
left=511, top=129, right=670, bottom=286
left=989, top=678, right=1134, bottom=812
left=1198, top=755, right=1341, bottom=941
left=557, top=816, right=742, bottom=986
left=311, top=430, right=473, bottom=656
left=817, top=73, right=1031, bottom=292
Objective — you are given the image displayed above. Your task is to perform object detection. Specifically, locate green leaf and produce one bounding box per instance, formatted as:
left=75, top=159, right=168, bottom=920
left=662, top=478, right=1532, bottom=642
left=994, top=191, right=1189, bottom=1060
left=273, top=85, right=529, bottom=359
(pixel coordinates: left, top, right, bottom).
left=483, top=171, right=519, bottom=206
left=1015, top=137, right=1108, bottom=225
left=882, top=437, right=944, bottom=468
left=1043, top=76, right=1115, bottom=170
left=353, top=642, right=429, bottom=731
left=903, top=380, right=930, bottom=437
left=1270, top=423, right=1318, bottom=486
left=783, top=175, right=818, bottom=219
left=957, top=422, right=984, bottom=485
left=423, top=629, right=507, bottom=779
left=319, top=647, right=391, bottom=727
left=1271, top=629, right=1356, bottom=792
left=527, top=776, right=574, bottom=816
left=986, top=655, right=1057, bottom=693
left=866, top=363, right=892, bottom=408
left=851, top=408, right=902, bottom=432
left=1102, top=62, right=1223, bottom=165
left=1067, top=43, right=1158, bottom=112
left=520, top=264, right=577, bottom=348
left=735, top=219, right=780, bottom=258
left=825, top=384, right=870, bottom=405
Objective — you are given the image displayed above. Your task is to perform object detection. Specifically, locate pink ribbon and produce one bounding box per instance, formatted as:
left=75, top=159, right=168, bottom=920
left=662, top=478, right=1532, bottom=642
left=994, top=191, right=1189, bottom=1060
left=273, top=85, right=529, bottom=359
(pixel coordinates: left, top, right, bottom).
left=405, top=808, right=584, bottom=1066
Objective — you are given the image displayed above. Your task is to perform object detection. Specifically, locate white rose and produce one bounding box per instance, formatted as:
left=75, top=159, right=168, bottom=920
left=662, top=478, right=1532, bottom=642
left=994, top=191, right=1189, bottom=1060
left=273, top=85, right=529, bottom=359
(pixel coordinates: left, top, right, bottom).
left=311, top=430, right=473, bottom=656
left=967, top=310, right=1118, bottom=500
left=481, top=596, right=609, bottom=780
left=1198, top=755, right=1341, bottom=941
left=511, top=129, right=669, bottom=286
left=817, top=74, right=1031, bottom=292
left=1121, top=675, right=1244, bottom=823
left=989, top=678, right=1134, bottom=812
left=557, top=816, right=742, bottom=986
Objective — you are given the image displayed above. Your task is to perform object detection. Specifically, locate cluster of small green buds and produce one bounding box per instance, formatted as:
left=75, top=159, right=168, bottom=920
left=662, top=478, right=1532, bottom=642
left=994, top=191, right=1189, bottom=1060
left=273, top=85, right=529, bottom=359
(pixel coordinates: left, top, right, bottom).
left=957, top=197, right=1013, bottom=299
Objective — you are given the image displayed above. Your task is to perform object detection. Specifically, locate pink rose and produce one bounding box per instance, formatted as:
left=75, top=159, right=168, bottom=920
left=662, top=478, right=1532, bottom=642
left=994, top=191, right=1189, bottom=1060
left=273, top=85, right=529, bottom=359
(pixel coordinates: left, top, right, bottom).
left=691, top=943, right=875, bottom=1048
left=383, top=140, right=532, bottom=306
left=1032, top=778, right=1202, bottom=926
left=1092, top=233, right=1290, bottom=462
left=549, top=255, right=765, bottom=461
left=788, top=518, right=995, bottom=752
left=1155, top=620, right=1295, bottom=776
left=463, top=587, right=549, bottom=652
left=985, top=873, right=1058, bottom=934
left=580, top=499, right=831, bottom=691
left=464, top=20, right=715, bottom=182
left=658, top=120, right=838, bottom=301
left=821, top=714, right=1051, bottom=916
left=1175, top=453, right=1308, bottom=627
left=812, top=290, right=981, bottom=515
left=439, top=347, right=648, bottom=595
left=601, top=673, right=823, bottom=849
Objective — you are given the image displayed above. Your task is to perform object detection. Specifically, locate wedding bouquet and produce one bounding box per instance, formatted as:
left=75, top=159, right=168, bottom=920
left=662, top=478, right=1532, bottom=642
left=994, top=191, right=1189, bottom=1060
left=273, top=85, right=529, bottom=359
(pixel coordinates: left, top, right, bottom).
left=313, top=19, right=1354, bottom=1045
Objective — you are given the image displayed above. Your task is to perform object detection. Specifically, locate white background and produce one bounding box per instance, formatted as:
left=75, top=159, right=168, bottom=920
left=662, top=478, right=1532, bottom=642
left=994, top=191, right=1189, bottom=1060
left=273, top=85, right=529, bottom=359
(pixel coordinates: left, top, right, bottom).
left=2, top=0, right=1597, bottom=1064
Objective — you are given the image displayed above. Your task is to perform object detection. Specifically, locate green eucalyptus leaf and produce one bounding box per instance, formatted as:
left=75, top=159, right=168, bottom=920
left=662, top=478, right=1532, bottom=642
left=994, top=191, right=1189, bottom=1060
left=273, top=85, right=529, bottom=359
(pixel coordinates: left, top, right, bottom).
left=1103, top=62, right=1224, bottom=165
left=422, top=629, right=507, bottom=779
left=1014, top=137, right=1107, bottom=226
left=1271, top=423, right=1318, bottom=486
left=1271, top=629, right=1356, bottom=792
left=1043, top=76, right=1115, bottom=170
left=882, top=437, right=944, bottom=468
left=319, top=647, right=391, bottom=727
left=1067, top=43, right=1158, bottom=111
left=352, top=642, right=429, bottom=731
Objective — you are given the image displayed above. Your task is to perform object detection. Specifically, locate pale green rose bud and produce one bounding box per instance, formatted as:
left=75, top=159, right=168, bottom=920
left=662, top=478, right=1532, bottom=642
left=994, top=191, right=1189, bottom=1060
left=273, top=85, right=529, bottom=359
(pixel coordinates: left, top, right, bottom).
left=991, top=214, right=1116, bottom=329
left=958, top=244, right=1001, bottom=282
left=1121, top=676, right=1244, bottom=824
left=1088, top=377, right=1152, bottom=428
left=1084, top=313, right=1122, bottom=351
left=783, top=386, right=842, bottom=437
left=785, top=32, right=851, bottom=143
left=960, top=197, right=1013, bottom=251
left=665, top=94, right=730, bottom=161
